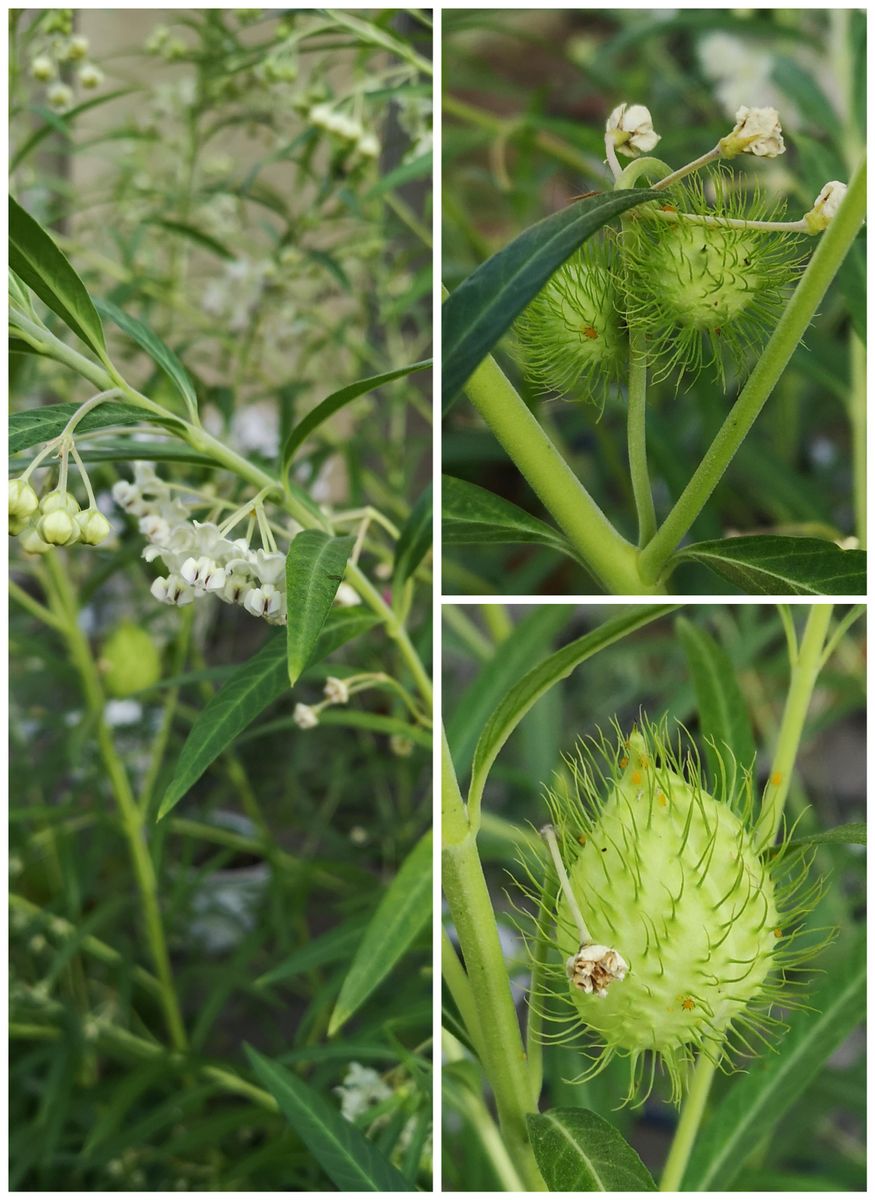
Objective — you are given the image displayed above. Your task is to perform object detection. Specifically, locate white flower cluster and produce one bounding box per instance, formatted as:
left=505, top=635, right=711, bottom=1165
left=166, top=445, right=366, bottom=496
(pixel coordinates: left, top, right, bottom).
left=309, top=102, right=380, bottom=159
left=335, top=1063, right=432, bottom=1171
left=719, top=105, right=785, bottom=159
left=606, top=103, right=661, bottom=158
left=29, top=32, right=104, bottom=113
left=112, top=464, right=289, bottom=625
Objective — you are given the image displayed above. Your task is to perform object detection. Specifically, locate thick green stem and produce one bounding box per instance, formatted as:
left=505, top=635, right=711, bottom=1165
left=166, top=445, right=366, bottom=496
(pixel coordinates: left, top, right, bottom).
left=659, top=1039, right=720, bottom=1190
left=627, top=327, right=657, bottom=547
left=754, top=604, right=833, bottom=852
left=42, top=557, right=188, bottom=1052
left=462, top=353, right=664, bottom=595
left=442, top=733, right=545, bottom=1190
left=849, top=331, right=866, bottom=547
left=639, top=156, right=866, bottom=584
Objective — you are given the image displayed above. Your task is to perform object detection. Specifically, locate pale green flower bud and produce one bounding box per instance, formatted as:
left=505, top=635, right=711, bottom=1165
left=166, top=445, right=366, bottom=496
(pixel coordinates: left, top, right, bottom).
left=40, top=489, right=80, bottom=516
left=18, top=524, right=52, bottom=555
left=30, top=55, right=57, bottom=82
left=9, top=478, right=39, bottom=519
left=78, top=63, right=104, bottom=89
left=46, top=82, right=74, bottom=112
left=76, top=508, right=111, bottom=545
left=38, top=509, right=77, bottom=546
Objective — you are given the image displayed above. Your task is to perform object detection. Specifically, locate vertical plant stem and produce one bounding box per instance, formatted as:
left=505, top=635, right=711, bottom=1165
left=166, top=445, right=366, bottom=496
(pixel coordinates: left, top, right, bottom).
left=659, top=1038, right=720, bottom=1191
left=42, top=556, right=188, bottom=1052
left=462, top=352, right=664, bottom=595
left=442, top=732, right=545, bottom=1190
left=755, top=604, right=834, bottom=852
left=639, top=156, right=867, bottom=583
left=849, top=331, right=866, bottom=547
left=626, top=326, right=657, bottom=547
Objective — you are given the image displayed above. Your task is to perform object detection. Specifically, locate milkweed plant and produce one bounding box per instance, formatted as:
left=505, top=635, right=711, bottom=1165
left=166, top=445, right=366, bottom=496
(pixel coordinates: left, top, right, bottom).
left=442, top=604, right=865, bottom=1191
left=9, top=8, right=433, bottom=1191
left=442, top=19, right=866, bottom=597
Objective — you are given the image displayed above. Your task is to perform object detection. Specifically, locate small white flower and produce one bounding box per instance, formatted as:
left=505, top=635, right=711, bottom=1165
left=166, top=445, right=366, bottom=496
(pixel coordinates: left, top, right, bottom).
left=293, top=703, right=319, bottom=729
left=139, top=513, right=171, bottom=543
left=65, top=34, right=90, bottom=60
left=335, top=1063, right=392, bottom=1122
left=180, top=555, right=227, bottom=593
left=112, top=480, right=149, bottom=515
left=46, top=82, right=74, bottom=112
left=324, top=676, right=349, bottom=705
left=803, top=180, right=848, bottom=233
left=606, top=103, right=661, bottom=157
left=243, top=584, right=283, bottom=618
left=252, top=549, right=286, bottom=584
left=151, top=574, right=195, bottom=606
left=719, top=105, right=785, bottom=158
left=389, top=734, right=415, bottom=758
left=358, top=132, right=380, bottom=158
left=566, top=943, right=629, bottom=998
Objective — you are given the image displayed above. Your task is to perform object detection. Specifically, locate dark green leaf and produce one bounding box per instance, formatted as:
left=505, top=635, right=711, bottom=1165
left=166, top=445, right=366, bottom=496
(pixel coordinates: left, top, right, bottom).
left=9, top=195, right=106, bottom=355
left=442, top=189, right=660, bottom=410
left=96, top=298, right=198, bottom=419
left=282, top=359, right=432, bottom=468
left=157, top=610, right=377, bottom=820
left=256, top=916, right=368, bottom=988
left=443, top=474, right=574, bottom=557
left=9, top=400, right=162, bottom=455
left=146, top=218, right=234, bottom=260
left=467, top=605, right=678, bottom=811
left=285, top=532, right=355, bottom=685
left=329, top=830, right=432, bottom=1034
left=527, top=1108, right=656, bottom=1191
left=682, top=930, right=866, bottom=1189
left=676, top=616, right=756, bottom=778
left=676, top=536, right=865, bottom=596
left=245, top=1048, right=409, bottom=1191
left=365, top=150, right=432, bottom=199
left=394, top=482, right=432, bottom=585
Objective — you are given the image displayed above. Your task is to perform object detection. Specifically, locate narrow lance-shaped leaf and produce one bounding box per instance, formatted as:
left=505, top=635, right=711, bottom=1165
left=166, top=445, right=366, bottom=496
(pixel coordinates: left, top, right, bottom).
left=9, top=195, right=106, bottom=356
left=676, top=616, right=756, bottom=779
left=9, top=400, right=176, bottom=455
left=245, top=1047, right=410, bottom=1192
left=96, top=298, right=198, bottom=419
left=157, top=610, right=378, bottom=820
left=329, top=830, right=432, bottom=1035
left=443, top=474, right=575, bottom=557
left=282, top=358, right=432, bottom=469
left=286, top=532, right=355, bottom=685
left=676, top=536, right=866, bottom=596
left=442, top=189, right=660, bottom=410
left=394, top=482, right=432, bottom=585
left=467, top=605, right=678, bottom=815
left=527, top=1108, right=656, bottom=1191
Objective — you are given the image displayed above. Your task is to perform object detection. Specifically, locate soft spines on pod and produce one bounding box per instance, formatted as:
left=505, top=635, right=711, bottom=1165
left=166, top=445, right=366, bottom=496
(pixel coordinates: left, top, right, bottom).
left=520, top=716, right=827, bottom=1105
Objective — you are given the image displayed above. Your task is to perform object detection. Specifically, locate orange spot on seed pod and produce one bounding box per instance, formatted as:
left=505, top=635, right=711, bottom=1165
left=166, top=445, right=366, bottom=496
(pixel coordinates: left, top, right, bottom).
left=774, top=928, right=783, bottom=938
left=582, top=325, right=599, bottom=339
left=657, top=793, right=667, bottom=807
left=681, top=997, right=695, bottom=1011
left=639, top=754, right=650, bottom=768
left=771, top=771, right=783, bottom=787
left=577, top=834, right=587, bottom=846
left=631, top=770, right=642, bottom=786
left=620, top=756, right=629, bottom=769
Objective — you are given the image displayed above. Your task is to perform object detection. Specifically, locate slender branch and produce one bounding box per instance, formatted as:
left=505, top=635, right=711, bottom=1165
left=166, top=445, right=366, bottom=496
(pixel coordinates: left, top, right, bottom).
left=639, top=155, right=866, bottom=583
left=627, top=326, right=657, bottom=547
left=659, top=1038, right=720, bottom=1190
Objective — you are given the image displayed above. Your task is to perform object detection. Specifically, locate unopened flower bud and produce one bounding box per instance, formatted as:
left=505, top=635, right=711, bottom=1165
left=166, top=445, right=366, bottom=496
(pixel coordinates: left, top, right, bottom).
left=293, top=703, right=319, bottom=729
left=389, top=734, right=414, bottom=758
left=719, top=105, right=785, bottom=158
left=46, top=82, right=74, bottom=112
left=18, top=524, right=52, bottom=555
left=324, top=676, right=350, bottom=704
left=76, top=508, right=111, bottom=545
left=803, top=180, right=848, bottom=234
left=605, top=103, right=660, bottom=158
left=9, top=478, right=39, bottom=519
left=66, top=34, right=90, bottom=60
left=38, top=509, right=77, bottom=546
left=358, top=132, right=380, bottom=158
left=40, top=489, right=79, bottom=516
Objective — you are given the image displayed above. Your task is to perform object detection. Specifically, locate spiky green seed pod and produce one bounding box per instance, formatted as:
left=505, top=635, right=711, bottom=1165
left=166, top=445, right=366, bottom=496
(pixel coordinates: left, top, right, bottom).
left=619, top=170, right=802, bottom=384
left=514, top=240, right=626, bottom=410
left=528, top=717, right=824, bottom=1105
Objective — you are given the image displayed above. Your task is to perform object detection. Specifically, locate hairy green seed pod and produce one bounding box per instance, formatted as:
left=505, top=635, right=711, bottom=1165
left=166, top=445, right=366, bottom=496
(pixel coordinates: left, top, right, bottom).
left=514, top=240, right=626, bottom=410
left=101, top=623, right=162, bottom=697
left=525, top=717, right=824, bottom=1105
left=619, top=170, right=802, bottom=384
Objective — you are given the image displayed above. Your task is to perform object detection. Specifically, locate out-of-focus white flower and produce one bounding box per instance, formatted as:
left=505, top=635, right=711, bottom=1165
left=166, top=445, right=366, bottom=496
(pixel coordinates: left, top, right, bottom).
left=389, top=734, right=414, bottom=758
left=605, top=103, right=660, bottom=157
left=334, top=582, right=361, bottom=607
left=30, top=55, right=56, bottom=81
left=65, top=34, right=90, bottom=60
left=324, top=676, right=350, bottom=704
left=293, top=703, right=319, bottom=730
left=357, top=132, right=380, bottom=158
left=78, top=63, right=104, bottom=89
left=105, top=699, right=143, bottom=726
left=803, top=180, right=848, bottom=233
left=46, top=82, right=74, bottom=112
left=335, top=1063, right=392, bottom=1122
left=719, top=105, right=785, bottom=158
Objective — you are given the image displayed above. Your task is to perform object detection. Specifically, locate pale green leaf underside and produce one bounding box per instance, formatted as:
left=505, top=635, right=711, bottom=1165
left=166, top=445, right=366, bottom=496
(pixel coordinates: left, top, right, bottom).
left=676, top=536, right=865, bottom=596
left=527, top=1107, right=656, bottom=1191
left=285, top=532, right=355, bottom=685
left=442, top=474, right=575, bottom=557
